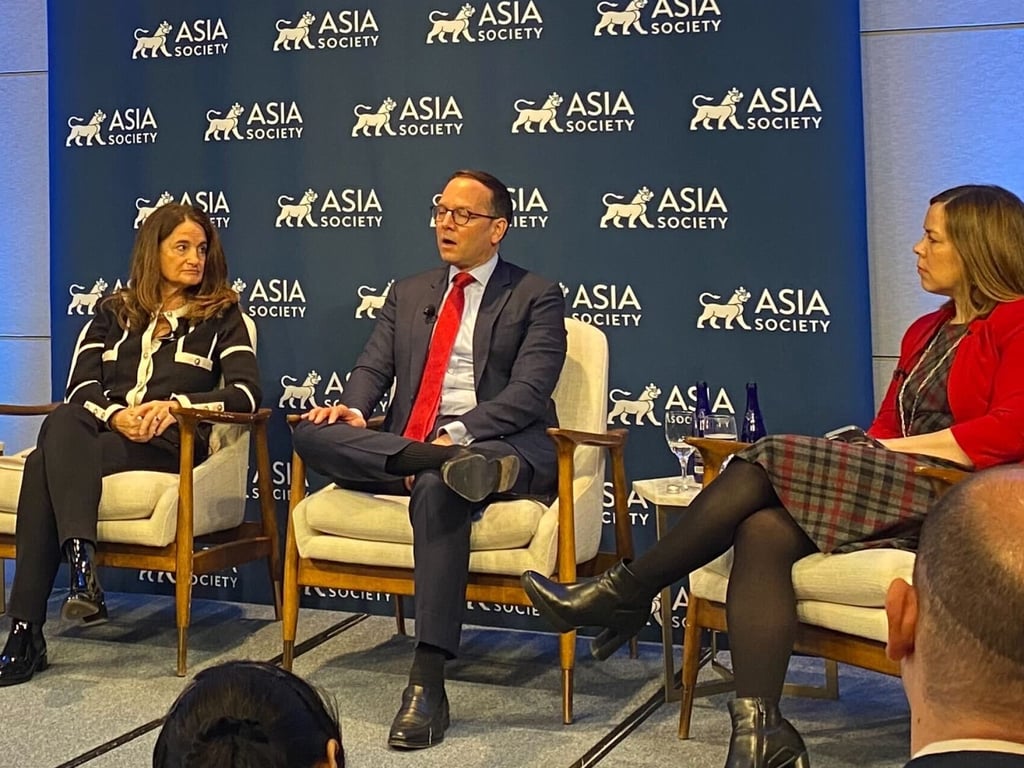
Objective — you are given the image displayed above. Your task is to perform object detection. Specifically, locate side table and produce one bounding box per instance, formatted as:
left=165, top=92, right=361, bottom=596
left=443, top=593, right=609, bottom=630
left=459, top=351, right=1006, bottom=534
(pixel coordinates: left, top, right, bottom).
left=632, top=477, right=700, bottom=702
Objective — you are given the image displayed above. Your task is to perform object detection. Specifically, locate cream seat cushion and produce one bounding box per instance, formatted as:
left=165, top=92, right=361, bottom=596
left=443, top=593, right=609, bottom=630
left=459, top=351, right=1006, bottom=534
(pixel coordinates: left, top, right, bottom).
left=303, top=486, right=546, bottom=550
left=689, top=548, right=915, bottom=643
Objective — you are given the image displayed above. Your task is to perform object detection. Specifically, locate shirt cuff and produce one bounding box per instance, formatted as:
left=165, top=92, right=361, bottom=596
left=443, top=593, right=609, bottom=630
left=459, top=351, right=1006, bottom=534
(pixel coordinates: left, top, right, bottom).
left=440, top=421, right=474, bottom=446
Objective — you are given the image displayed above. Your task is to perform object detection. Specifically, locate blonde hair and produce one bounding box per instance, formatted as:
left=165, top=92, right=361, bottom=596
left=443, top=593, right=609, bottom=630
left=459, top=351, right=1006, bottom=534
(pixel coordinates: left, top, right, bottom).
left=930, top=184, right=1024, bottom=320
left=109, top=203, right=237, bottom=330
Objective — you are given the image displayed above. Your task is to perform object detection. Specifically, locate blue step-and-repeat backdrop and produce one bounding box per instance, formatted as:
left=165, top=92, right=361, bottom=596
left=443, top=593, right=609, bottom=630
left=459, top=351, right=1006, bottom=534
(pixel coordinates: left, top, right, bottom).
left=47, top=0, right=872, bottom=642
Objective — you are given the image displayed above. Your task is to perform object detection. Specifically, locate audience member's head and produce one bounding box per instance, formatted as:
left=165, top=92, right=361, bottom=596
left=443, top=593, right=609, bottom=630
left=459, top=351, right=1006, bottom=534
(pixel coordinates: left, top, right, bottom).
left=153, top=661, right=343, bottom=768
left=886, top=466, right=1024, bottom=749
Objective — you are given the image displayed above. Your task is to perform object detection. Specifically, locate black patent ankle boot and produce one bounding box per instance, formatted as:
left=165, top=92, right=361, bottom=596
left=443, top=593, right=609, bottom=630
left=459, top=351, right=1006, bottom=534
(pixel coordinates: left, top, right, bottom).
left=61, top=538, right=108, bottom=625
left=0, top=620, right=48, bottom=686
left=521, top=560, right=653, bottom=660
left=725, top=698, right=810, bottom=768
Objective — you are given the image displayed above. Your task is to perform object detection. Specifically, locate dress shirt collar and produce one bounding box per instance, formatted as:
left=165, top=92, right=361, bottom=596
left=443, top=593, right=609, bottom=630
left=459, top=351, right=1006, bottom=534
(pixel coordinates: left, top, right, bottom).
left=913, top=739, right=1024, bottom=759
left=447, top=253, right=499, bottom=290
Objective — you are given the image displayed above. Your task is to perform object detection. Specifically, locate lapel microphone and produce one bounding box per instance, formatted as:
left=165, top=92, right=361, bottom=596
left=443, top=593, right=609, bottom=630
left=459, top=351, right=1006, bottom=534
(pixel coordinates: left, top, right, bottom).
left=423, top=305, right=437, bottom=322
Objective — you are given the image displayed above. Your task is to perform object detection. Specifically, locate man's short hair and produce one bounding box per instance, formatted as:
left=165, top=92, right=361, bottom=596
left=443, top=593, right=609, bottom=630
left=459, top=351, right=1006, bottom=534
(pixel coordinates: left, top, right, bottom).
left=448, top=169, right=513, bottom=223
left=914, top=466, right=1024, bottom=716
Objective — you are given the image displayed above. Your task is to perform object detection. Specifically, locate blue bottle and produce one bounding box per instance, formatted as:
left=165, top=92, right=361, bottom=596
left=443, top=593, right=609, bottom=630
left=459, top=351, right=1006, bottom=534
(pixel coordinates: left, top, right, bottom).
left=740, top=382, right=767, bottom=443
left=691, top=381, right=712, bottom=482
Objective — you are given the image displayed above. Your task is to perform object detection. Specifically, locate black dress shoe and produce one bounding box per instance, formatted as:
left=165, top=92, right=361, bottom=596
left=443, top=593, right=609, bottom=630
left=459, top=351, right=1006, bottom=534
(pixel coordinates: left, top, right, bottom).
left=61, top=538, right=108, bottom=625
left=387, top=684, right=450, bottom=749
left=0, top=621, right=48, bottom=687
left=441, top=452, right=519, bottom=503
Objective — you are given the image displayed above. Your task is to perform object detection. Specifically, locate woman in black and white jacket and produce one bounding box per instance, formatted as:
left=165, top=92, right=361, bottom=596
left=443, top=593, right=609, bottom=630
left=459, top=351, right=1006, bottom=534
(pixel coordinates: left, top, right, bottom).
left=0, top=203, right=262, bottom=687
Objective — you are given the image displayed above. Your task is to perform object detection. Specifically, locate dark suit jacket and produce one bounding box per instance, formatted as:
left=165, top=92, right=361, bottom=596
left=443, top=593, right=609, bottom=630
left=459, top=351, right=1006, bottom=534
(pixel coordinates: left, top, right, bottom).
left=906, top=751, right=1024, bottom=767
left=341, top=257, right=567, bottom=494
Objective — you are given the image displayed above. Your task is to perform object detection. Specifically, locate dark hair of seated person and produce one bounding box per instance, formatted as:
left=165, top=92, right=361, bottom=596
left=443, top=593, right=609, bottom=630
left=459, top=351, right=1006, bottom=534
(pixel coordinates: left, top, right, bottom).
left=152, top=660, right=343, bottom=768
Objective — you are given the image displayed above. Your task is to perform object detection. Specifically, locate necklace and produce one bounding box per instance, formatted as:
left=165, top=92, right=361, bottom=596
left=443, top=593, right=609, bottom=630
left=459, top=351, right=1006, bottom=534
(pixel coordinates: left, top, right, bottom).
left=897, top=323, right=967, bottom=437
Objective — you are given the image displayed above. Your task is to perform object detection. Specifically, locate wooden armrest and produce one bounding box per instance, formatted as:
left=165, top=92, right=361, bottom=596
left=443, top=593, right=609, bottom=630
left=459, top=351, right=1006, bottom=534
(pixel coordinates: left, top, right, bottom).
left=685, top=437, right=752, bottom=485
left=546, top=426, right=627, bottom=448
left=914, top=465, right=972, bottom=492
left=0, top=403, right=60, bottom=416
left=170, top=406, right=271, bottom=427
left=284, top=412, right=384, bottom=430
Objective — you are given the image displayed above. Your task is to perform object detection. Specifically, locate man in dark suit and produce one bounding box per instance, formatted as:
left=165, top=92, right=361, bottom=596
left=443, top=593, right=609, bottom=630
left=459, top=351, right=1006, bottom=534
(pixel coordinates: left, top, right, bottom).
left=292, top=169, right=566, bottom=749
left=885, top=466, right=1024, bottom=767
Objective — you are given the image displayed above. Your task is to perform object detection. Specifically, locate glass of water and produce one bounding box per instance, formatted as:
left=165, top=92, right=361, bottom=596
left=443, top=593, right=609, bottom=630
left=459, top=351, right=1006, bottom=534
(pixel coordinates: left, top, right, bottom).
left=700, top=413, right=738, bottom=440
left=664, top=409, right=697, bottom=492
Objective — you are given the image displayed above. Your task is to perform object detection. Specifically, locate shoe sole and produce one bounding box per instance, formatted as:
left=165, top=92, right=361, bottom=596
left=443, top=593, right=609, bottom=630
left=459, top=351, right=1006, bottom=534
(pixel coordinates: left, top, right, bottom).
left=442, top=454, right=519, bottom=503
left=61, top=598, right=108, bottom=625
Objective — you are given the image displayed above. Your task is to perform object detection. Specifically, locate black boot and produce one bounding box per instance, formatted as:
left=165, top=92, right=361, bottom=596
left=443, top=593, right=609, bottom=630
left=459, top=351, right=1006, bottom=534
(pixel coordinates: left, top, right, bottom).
left=521, top=560, right=653, bottom=660
left=0, top=621, right=48, bottom=686
left=725, top=698, right=809, bottom=768
left=61, top=538, right=108, bottom=625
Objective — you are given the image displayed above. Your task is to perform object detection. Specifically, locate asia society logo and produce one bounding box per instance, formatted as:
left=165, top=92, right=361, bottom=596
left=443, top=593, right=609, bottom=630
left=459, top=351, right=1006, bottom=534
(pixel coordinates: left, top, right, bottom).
left=276, top=370, right=385, bottom=411
left=272, top=10, right=380, bottom=51
left=425, top=2, right=544, bottom=44
left=67, top=279, right=110, bottom=315
left=133, top=191, right=230, bottom=229
left=240, top=278, right=308, bottom=319
left=274, top=188, right=383, bottom=228
left=594, top=0, right=722, bottom=37
left=689, top=86, right=823, bottom=131
left=511, top=90, right=635, bottom=134
left=598, top=186, right=728, bottom=230
left=131, top=18, right=228, bottom=59
left=355, top=280, right=393, bottom=319
left=607, top=382, right=736, bottom=426
left=65, top=107, right=158, bottom=147
left=563, top=282, right=642, bottom=327
left=351, top=96, right=464, bottom=137
left=203, top=101, right=304, bottom=141
left=696, top=286, right=831, bottom=333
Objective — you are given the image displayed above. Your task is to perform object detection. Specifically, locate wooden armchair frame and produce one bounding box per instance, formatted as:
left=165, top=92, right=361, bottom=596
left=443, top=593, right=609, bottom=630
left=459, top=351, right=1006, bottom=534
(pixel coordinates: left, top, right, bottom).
left=677, top=437, right=906, bottom=739
left=0, top=403, right=283, bottom=675
left=282, top=414, right=634, bottom=724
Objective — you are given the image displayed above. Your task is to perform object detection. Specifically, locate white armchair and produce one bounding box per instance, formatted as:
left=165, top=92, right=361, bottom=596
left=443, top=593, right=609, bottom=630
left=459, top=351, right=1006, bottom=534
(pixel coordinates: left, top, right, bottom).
left=0, top=403, right=282, bottom=674
left=281, top=318, right=633, bottom=724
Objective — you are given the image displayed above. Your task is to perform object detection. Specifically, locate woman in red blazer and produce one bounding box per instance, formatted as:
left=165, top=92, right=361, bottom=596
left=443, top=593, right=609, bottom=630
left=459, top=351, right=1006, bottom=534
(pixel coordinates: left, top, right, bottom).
left=523, top=184, right=1024, bottom=768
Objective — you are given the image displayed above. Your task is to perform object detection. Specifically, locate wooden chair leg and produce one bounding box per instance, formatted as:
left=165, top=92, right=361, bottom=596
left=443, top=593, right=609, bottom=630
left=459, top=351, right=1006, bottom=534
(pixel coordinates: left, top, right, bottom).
left=678, top=596, right=703, bottom=739
left=175, top=560, right=193, bottom=677
left=0, top=559, right=6, bottom=615
left=282, top=520, right=300, bottom=671
left=393, top=594, right=406, bottom=635
left=560, top=629, right=576, bottom=724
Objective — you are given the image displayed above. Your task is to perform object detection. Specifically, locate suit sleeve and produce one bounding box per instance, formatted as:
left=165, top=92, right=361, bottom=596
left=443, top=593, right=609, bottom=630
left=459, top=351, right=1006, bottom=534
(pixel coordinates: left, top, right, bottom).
left=459, top=281, right=567, bottom=441
left=171, top=305, right=262, bottom=413
left=65, top=301, right=125, bottom=424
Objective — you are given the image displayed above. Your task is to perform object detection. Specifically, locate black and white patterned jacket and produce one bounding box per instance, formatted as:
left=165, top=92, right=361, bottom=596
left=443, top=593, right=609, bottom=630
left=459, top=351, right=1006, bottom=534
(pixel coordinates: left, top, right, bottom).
left=65, top=299, right=262, bottom=424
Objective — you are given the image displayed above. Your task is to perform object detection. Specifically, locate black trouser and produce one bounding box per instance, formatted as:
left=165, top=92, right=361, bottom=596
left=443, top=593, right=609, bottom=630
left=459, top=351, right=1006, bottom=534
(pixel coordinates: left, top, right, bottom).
left=292, top=419, right=535, bottom=657
left=9, top=404, right=180, bottom=626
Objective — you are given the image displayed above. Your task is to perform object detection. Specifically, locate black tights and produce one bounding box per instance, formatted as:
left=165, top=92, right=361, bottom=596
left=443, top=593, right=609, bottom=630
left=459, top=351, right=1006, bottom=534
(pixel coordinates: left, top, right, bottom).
left=630, top=459, right=817, bottom=700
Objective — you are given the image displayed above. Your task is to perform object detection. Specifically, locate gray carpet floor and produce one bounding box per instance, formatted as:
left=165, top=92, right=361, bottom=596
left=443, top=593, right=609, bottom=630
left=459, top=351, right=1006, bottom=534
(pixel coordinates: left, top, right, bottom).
left=0, top=591, right=912, bottom=767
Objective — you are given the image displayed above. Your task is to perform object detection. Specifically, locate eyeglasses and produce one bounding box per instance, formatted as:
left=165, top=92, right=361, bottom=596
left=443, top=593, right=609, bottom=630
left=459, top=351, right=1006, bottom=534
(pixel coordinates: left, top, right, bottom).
left=430, top=204, right=501, bottom=226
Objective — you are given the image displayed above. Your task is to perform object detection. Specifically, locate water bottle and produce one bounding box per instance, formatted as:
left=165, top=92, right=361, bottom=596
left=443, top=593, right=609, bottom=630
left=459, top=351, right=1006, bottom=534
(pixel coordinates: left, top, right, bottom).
left=691, top=381, right=711, bottom=483
left=740, top=382, right=767, bottom=443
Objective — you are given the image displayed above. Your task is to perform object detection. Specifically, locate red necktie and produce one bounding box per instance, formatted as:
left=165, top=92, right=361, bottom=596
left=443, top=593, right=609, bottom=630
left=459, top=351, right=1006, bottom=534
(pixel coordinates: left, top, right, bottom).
left=403, top=271, right=475, bottom=441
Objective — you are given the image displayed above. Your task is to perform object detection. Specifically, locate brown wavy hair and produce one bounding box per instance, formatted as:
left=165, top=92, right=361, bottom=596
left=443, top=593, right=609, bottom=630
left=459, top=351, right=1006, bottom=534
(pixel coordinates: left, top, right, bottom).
left=930, top=184, right=1024, bottom=320
left=109, top=203, right=238, bottom=330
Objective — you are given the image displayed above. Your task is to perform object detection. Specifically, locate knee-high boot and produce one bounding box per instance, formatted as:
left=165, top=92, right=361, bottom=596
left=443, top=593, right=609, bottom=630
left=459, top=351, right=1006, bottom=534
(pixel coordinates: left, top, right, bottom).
left=725, top=698, right=809, bottom=768
left=521, top=560, right=654, bottom=660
